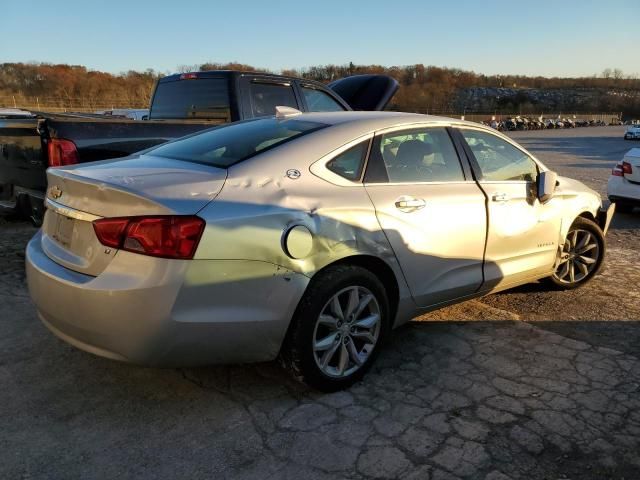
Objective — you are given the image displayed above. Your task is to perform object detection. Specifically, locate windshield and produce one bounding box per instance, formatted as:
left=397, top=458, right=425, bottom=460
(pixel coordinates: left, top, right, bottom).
left=150, top=78, right=231, bottom=120
left=150, top=118, right=328, bottom=168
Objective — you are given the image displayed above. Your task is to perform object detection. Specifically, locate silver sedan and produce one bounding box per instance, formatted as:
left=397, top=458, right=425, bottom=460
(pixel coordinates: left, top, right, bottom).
left=26, top=110, right=614, bottom=390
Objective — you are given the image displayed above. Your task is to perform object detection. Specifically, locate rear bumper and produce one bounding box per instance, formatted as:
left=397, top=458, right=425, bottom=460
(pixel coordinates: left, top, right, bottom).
left=26, top=231, right=309, bottom=366
left=608, top=175, right=640, bottom=203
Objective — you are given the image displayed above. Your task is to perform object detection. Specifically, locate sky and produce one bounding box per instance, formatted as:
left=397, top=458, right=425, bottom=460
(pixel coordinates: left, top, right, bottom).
left=2, top=0, right=637, bottom=78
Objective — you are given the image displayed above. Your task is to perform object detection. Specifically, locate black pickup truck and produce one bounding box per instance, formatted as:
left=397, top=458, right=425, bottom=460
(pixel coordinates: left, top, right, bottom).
left=0, top=71, right=397, bottom=222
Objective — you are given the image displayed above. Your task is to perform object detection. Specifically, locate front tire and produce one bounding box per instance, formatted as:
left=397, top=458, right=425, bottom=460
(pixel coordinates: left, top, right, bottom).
left=546, top=217, right=605, bottom=290
left=281, top=265, right=389, bottom=391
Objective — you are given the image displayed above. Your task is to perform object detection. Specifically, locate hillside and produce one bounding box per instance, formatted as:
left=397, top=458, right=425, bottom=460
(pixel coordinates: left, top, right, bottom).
left=1, top=62, right=638, bottom=117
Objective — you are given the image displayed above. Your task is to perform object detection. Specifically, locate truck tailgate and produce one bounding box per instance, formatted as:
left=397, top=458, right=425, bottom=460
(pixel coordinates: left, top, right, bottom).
left=47, top=118, right=219, bottom=162
left=0, top=117, right=46, bottom=199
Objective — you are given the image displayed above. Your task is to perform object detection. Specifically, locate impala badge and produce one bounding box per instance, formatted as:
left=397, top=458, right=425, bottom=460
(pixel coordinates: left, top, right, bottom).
left=50, top=185, right=63, bottom=199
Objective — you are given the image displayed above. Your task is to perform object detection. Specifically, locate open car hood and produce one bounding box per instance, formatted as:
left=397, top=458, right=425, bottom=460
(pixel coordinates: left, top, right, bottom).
left=329, top=74, right=399, bottom=111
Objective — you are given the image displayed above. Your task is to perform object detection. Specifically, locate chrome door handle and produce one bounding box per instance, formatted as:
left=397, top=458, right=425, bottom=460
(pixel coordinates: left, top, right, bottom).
left=492, top=193, right=509, bottom=202
left=395, top=197, right=426, bottom=212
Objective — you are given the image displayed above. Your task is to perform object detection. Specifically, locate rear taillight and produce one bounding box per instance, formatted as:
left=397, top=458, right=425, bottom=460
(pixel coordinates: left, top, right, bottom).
left=179, top=73, right=198, bottom=80
left=92, top=218, right=130, bottom=248
left=612, top=164, right=624, bottom=177
left=48, top=138, right=79, bottom=167
left=93, top=216, right=205, bottom=259
left=612, top=161, right=633, bottom=177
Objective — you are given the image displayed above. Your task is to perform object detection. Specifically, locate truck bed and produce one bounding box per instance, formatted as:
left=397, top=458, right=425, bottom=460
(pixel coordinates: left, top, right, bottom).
left=0, top=114, right=220, bottom=220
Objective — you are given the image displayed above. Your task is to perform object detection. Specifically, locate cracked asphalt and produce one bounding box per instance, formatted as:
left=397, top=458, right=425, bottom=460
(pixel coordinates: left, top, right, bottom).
left=1, top=126, right=639, bottom=479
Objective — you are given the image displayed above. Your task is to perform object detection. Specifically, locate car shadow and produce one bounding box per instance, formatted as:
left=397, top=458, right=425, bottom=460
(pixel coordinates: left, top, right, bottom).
left=6, top=315, right=640, bottom=478
left=609, top=209, right=640, bottom=229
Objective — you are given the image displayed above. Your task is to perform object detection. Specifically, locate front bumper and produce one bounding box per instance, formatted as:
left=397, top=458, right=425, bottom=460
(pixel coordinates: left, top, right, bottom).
left=26, top=231, right=309, bottom=366
left=597, top=202, right=615, bottom=235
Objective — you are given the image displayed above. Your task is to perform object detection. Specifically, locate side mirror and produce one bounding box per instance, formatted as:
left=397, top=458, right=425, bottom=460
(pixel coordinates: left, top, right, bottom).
left=537, top=170, right=558, bottom=204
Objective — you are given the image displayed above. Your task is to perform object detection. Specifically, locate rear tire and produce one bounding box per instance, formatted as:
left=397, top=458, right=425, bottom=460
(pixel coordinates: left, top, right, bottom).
left=545, top=217, right=605, bottom=290
left=281, top=265, right=389, bottom=392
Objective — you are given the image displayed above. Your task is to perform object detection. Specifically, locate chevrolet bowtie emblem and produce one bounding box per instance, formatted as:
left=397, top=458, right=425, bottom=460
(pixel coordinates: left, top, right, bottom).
left=50, top=185, right=63, bottom=199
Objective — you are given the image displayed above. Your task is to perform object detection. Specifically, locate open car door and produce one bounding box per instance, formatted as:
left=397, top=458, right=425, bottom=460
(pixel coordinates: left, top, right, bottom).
left=328, top=74, right=399, bottom=111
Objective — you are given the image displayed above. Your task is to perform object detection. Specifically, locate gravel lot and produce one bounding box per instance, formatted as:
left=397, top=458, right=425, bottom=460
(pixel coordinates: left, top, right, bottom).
left=1, top=126, right=639, bottom=479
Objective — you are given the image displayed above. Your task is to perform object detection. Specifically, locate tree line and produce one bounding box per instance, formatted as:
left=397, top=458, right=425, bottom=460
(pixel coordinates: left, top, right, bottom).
left=1, top=62, right=639, bottom=115
left=0, top=63, right=160, bottom=110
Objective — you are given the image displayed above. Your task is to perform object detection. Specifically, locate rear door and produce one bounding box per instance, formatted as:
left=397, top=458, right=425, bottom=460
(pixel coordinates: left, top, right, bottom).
left=455, top=127, right=562, bottom=288
left=364, top=125, right=487, bottom=307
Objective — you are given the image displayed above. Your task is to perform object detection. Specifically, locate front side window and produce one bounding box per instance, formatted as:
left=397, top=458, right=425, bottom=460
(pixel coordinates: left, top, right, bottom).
left=461, top=129, right=538, bottom=182
left=249, top=82, right=298, bottom=117
left=301, top=87, right=345, bottom=112
left=326, top=141, right=368, bottom=181
left=150, top=118, right=327, bottom=168
left=375, top=127, right=465, bottom=183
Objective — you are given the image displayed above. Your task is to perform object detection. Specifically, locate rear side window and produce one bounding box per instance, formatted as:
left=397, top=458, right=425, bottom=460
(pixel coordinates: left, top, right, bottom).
left=150, top=118, right=327, bottom=168
left=302, top=87, right=345, bottom=112
left=249, top=82, right=298, bottom=117
left=373, top=127, right=465, bottom=183
left=150, top=78, right=230, bottom=120
left=326, top=141, right=368, bottom=181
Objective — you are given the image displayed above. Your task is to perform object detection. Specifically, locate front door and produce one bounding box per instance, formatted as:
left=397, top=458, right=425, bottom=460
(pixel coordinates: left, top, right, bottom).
left=457, top=127, right=562, bottom=289
left=364, top=126, right=487, bottom=308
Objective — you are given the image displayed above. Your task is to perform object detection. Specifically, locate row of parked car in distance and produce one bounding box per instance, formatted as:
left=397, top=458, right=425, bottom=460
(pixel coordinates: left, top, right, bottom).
left=481, top=116, right=616, bottom=131
left=90, top=109, right=636, bottom=141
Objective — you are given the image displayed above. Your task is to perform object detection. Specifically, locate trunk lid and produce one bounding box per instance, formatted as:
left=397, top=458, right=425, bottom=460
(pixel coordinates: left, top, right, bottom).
left=41, top=154, right=226, bottom=275
left=623, top=148, right=640, bottom=183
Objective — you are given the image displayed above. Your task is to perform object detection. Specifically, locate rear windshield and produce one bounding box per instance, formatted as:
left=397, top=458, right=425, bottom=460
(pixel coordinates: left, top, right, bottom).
left=150, top=118, right=328, bottom=168
left=150, top=78, right=231, bottom=120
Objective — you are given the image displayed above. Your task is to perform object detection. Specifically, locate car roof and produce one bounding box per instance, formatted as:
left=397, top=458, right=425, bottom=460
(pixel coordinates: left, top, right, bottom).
left=286, top=110, right=482, bottom=132
left=261, top=111, right=532, bottom=169
left=159, top=70, right=327, bottom=88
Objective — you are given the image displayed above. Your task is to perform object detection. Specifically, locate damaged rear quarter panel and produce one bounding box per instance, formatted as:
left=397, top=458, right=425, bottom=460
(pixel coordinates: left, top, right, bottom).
left=194, top=128, right=408, bottom=288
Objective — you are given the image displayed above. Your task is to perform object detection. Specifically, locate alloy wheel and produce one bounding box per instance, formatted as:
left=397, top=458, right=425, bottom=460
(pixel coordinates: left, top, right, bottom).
left=553, top=228, right=600, bottom=284
left=312, top=286, right=381, bottom=378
